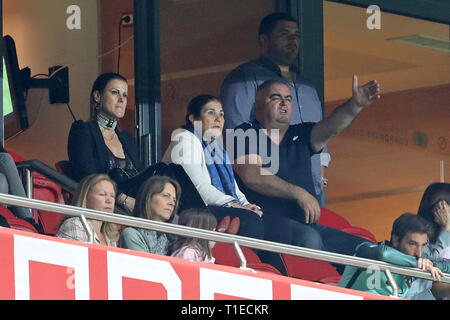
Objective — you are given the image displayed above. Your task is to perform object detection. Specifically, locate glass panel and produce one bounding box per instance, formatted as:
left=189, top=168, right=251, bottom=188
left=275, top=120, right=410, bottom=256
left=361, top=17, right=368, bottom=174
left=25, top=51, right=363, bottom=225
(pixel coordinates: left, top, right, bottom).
left=160, top=0, right=275, bottom=152
left=323, top=2, right=450, bottom=240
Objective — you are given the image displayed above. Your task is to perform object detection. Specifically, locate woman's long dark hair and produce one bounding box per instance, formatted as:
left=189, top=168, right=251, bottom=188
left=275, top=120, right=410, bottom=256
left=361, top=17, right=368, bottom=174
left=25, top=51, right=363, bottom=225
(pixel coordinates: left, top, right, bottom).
left=417, top=182, right=450, bottom=244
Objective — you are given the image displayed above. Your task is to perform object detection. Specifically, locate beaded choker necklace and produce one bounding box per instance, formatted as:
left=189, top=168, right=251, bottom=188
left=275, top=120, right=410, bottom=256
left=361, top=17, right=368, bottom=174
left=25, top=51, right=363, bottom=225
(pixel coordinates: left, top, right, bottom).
left=97, top=113, right=117, bottom=131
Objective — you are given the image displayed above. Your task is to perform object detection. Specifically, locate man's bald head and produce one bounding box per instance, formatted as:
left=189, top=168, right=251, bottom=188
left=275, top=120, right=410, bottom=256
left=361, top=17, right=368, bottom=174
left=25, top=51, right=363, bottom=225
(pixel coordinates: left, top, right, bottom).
left=255, top=79, right=290, bottom=107
left=254, top=80, right=292, bottom=129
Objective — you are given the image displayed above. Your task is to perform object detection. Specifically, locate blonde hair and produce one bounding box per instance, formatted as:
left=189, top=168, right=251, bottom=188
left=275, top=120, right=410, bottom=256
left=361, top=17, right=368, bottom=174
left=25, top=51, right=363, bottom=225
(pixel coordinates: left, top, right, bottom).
left=71, top=174, right=121, bottom=242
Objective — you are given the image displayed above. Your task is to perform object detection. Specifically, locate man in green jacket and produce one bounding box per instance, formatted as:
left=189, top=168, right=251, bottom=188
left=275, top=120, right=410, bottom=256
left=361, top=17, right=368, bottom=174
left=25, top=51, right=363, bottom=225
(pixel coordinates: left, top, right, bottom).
left=338, top=213, right=448, bottom=298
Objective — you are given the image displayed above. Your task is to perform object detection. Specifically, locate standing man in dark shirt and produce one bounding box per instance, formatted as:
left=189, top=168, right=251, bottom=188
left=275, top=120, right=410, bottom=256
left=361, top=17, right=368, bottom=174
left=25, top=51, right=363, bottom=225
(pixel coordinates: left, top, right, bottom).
left=230, top=78, right=380, bottom=273
left=221, top=12, right=330, bottom=203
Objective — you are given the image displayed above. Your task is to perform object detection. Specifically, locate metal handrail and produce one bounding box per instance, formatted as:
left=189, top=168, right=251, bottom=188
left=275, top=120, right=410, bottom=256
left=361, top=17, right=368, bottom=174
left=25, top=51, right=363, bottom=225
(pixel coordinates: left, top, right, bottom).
left=15, top=159, right=127, bottom=216
left=385, top=269, right=399, bottom=298
left=79, top=213, right=94, bottom=244
left=15, top=160, right=78, bottom=194
left=1, top=193, right=449, bottom=287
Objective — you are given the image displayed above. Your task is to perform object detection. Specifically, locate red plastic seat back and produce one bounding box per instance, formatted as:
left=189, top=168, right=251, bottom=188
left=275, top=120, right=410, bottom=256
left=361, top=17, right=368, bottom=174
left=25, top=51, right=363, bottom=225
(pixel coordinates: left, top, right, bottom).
left=318, top=207, right=352, bottom=229
left=7, top=151, right=25, bottom=162
left=32, top=176, right=64, bottom=235
left=212, top=242, right=262, bottom=267
left=212, top=243, right=282, bottom=275
left=7, top=152, right=65, bottom=233
left=54, top=160, right=74, bottom=205
left=281, top=254, right=341, bottom=282
left=340, top=226, right=377, bottom=243
left=0, top=205, right=38, bottom=233
left=246, top=262, right=282, bottom=275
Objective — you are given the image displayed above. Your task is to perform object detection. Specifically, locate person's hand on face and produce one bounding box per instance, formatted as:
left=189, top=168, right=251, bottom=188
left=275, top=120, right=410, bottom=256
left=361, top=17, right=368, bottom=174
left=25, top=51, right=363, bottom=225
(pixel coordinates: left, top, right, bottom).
left=433, top=200, right=450, bottom=232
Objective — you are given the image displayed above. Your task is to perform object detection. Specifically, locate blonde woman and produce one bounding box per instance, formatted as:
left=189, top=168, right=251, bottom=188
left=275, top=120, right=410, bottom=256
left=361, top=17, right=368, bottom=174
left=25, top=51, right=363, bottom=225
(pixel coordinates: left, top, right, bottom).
left=56, top=174, right=121, bottom=246
left=119, top=175, right=181, bottom=255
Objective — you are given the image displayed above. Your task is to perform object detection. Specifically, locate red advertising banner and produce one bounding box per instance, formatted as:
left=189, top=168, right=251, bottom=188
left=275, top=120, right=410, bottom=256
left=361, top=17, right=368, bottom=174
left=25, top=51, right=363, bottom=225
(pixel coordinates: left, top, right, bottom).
left=0, top=227, right=393, bottom=300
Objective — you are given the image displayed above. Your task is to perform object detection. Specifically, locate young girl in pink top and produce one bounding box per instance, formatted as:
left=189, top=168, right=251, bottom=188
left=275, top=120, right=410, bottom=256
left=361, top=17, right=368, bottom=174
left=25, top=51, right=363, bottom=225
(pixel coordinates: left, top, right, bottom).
left=171, top=208, right=217, bottom=263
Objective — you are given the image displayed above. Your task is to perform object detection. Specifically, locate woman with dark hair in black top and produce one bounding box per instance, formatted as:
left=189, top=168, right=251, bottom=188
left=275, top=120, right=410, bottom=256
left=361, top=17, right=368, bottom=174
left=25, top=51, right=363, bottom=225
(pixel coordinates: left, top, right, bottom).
left=68, top=73, right=170, bottom=214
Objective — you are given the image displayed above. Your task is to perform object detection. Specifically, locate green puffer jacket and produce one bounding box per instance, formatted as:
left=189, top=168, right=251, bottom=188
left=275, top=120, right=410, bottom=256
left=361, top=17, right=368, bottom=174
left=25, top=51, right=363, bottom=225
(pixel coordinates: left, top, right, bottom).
left=338, top=241, right=450, bottom=298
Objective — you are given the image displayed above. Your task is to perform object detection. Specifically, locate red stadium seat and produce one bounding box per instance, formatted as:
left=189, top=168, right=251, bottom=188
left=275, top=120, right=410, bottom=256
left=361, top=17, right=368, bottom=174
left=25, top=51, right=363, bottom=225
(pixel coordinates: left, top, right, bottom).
left=0, top=205, right=38, bottom=233
left=319, top=207, right=377, bottom=242
left=246, top=262, right=282, bottom=275
left=32, top=176, right=64, bottom=235
left=281, top=254, right=341, bottom=283
left=212, top=243, right=281, bottom=275
left=213, top=242, right=261, bottom=267
left=7, top=151, right=64, bottom=232
left=340, top=226, right=377, bottom=243
left=7, top=151, right=25, bottom=162
left=318, top=207, right=352, bottom=229
left=54, top=160, right=74, bottom=205
left=318, top=275, right=342, bottom=286
left=279, top=207, right=375, bottom=282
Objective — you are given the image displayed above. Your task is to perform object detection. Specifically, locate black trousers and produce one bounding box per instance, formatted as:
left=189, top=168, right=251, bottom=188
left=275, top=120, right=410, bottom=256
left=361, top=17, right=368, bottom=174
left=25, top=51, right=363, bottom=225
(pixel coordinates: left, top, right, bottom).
left=117, top=162, right=173, bottom=198
left=258, top=213, right=369, bottom=275
left=207, top=205, right=264, bottom=240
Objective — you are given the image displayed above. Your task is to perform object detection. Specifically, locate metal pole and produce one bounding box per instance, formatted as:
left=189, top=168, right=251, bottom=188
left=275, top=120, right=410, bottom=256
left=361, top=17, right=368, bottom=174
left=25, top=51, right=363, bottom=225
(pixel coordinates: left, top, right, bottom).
left=233, top=241, right=248, bottom=269
left=23, top=168, right=33, bottom=199
left=79, top=213, right=94, bottom=244
left=385, top=269, right=399, bottom=298
left=134, top=0, right=161, bottom=167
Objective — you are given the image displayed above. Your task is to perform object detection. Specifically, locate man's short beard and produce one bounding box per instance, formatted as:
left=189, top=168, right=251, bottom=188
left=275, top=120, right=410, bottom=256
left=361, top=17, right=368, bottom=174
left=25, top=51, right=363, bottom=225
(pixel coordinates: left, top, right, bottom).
left=268, top=49, right=298, bottom=66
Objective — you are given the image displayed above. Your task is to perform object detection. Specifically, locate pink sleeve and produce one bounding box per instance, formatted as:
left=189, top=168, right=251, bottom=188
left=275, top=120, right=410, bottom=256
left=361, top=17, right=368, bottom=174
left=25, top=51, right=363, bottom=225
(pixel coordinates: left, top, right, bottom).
left=172, top=247, right=202, bottom=261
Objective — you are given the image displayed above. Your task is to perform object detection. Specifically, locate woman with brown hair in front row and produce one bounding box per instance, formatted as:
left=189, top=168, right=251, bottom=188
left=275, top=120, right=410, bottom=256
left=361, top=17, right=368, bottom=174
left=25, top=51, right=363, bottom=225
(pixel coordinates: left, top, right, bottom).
left=119, top=175, right=181, bottom=255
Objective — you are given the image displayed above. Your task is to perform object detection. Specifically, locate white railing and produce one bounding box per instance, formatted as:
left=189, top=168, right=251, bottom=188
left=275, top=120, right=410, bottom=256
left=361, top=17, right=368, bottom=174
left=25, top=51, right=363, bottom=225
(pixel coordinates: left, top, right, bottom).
left=1, top=192, right=449, bottom=298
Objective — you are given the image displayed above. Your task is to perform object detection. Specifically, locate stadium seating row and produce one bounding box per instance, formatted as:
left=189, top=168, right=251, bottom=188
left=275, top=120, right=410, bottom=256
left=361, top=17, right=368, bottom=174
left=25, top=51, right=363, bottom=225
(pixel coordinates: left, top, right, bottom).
left=0, top=152, right=377, bottom=285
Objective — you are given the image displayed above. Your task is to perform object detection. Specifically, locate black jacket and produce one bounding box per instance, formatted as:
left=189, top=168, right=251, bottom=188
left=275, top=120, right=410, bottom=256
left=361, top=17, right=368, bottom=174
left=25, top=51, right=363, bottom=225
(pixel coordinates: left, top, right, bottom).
left=67, top=120, right=142, bottom=182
